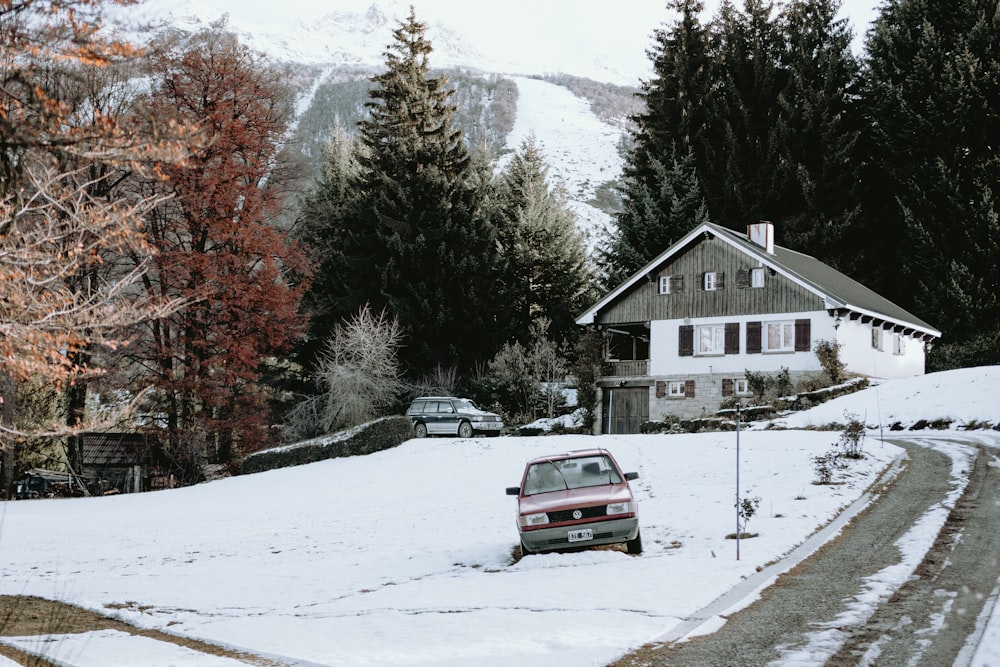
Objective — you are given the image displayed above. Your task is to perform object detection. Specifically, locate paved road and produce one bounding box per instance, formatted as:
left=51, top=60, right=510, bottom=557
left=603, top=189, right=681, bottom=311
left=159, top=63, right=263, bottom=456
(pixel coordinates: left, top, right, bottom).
left=611, top=435, right=1000, bottom=667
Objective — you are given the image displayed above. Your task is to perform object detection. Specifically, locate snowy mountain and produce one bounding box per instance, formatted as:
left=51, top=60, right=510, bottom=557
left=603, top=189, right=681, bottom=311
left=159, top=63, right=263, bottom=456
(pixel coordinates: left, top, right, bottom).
left=111, top=2, right=666, bottom=251
left=122, top=0, right=659, bottom=85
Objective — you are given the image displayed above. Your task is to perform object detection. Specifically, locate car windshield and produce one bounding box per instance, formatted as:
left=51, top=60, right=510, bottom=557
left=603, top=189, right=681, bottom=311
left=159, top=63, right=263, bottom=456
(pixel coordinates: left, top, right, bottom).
left=522, top=455, right=622, bottom=495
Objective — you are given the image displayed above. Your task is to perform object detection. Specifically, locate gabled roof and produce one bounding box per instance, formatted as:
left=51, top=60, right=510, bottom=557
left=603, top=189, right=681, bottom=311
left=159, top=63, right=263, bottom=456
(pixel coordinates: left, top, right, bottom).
left=578, top=222, right=941, bottom=339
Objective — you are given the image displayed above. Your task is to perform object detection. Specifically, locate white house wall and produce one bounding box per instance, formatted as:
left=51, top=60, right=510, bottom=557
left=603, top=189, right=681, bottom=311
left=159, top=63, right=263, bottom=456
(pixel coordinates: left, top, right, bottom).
left=836, top=317, right=927, bottom=379
left=649, top=310, right=833, bottom=377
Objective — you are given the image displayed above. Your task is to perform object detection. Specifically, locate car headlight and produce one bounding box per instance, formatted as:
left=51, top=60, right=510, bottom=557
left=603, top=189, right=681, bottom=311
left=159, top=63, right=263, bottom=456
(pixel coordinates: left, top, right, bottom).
left=606, top=502, right=635, bottom=516
left=519, top=512, right=549, bottom=527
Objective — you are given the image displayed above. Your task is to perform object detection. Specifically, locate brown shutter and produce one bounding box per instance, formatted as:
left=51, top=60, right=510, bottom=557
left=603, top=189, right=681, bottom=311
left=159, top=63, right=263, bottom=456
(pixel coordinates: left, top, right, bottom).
left=722, top=378, right=734, bottom=397
left=746, top=321, right=762, bottom=354
left=736, top=269, right=750, bottom=289
left=672, top=274, right=685, bottom=292
left=795, top=318, right=811, bottom=351
left=679, top=325, right=694, bottom=356
left=684, top=380, right=695, bottom=398
left=699, top=272, right=707, bottom=291
left=724, top=322, right=740, bottom=354
left=655, top=380, right=666, bottom=398
left=716, top=272, right=725, bottom=289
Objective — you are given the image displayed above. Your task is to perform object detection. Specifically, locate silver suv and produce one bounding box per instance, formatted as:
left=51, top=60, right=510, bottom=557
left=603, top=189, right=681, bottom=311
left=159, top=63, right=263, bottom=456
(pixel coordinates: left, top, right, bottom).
left=406, top=397, right=503, bottom=438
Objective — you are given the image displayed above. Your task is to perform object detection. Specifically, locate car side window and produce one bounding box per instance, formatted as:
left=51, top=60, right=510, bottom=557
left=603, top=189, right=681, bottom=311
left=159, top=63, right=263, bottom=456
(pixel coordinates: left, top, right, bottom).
left=410, top=401, right=425, bottom=414
left=440, top=402, right=454, bottom=413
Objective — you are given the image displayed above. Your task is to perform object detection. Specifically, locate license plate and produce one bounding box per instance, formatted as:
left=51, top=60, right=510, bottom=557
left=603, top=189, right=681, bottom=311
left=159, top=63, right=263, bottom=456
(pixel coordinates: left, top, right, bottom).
left=568, top=529, right=593, bottom=542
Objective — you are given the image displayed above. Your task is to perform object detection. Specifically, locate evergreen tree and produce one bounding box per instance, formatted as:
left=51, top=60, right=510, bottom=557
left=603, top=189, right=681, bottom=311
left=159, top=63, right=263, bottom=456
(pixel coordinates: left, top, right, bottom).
left=773, top=0, right=862, bottom=263
left=331, top=9, right=501, bottom=377
left=603, top=147, right=708, bottom=287
left=492, top=137, right=592, bottom=347
left=604, top=0, right=711, bottom=287
left=702, top=0, right=788, bottom=227
left=295, top=124, right=361, bottom=367
left=861, top=0, right=1000, bottom=366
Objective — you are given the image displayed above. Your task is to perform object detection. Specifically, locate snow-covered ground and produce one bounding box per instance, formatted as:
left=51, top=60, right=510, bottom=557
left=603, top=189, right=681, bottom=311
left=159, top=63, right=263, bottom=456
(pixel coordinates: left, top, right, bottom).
left=0, top=367, right=998, bottom=666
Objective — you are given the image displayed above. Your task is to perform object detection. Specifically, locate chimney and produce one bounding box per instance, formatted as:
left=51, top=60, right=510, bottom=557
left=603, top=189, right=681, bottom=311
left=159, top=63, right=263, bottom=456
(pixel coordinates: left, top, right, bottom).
left=748, top=221, right=774, bottom=254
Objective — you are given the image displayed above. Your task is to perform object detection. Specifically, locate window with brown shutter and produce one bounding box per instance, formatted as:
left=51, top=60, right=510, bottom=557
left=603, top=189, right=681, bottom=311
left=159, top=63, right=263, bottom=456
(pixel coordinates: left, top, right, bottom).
left=736, top=269, right=750, bottom=289
left=724, top=322, right=739, bottom=354
left=655, top=380, right=666, bottom=398
left=795, top=318, right=811, bottom=352
left=746, top=321, right=762, bottom=354
left=684, top=380, right=695, bottom=398
left=722, top=378, right=734, bottom=396
left=679, top=324, right=694, bottom=356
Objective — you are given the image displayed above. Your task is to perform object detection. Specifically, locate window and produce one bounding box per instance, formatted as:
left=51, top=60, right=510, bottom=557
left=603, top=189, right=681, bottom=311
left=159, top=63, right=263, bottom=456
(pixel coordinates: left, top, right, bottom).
left=696, top=324, right=726, bottom=355
left=872, top=327, right=883, bottom=350
left=893, top=333, right=906, bottom=355
left=734, top=379, right=750, bottom=395
left=765, top=321, right=795, bottom=352
left=658, top=276, right=670, bottom=294
left=750, top=267, right=765, bottom=288
left=667, top=381, right=686, bottom=397
left=703, top=271, right=720, bottom=291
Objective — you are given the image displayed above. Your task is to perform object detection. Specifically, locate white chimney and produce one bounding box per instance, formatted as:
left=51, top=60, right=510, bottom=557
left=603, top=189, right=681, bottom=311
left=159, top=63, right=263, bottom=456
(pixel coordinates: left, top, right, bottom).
left=748, top=221, right=774, bottom=254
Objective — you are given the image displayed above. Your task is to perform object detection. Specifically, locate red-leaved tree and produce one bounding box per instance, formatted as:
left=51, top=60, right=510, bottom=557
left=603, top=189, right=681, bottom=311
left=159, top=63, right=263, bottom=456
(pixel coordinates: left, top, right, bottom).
left=124, top=24, right=312, bottom=479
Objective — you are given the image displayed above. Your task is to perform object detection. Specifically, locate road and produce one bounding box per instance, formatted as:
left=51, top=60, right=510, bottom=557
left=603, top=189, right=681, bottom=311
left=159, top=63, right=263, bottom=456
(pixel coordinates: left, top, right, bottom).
left=611, top=434, right=1000, bottom=666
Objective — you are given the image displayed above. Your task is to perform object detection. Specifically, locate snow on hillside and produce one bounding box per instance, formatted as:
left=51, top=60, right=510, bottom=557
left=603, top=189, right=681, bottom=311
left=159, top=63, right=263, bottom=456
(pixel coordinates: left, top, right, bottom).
left=502, top=76, right=624, bottom=253
left=0, top=367, right=998, bottom=666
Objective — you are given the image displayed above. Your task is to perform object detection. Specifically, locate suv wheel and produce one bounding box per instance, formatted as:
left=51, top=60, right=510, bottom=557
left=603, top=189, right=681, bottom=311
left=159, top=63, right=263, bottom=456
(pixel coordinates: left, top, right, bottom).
left=414, top=422, right=428, bottom=438
left=458, top=421, right=473, bottom=438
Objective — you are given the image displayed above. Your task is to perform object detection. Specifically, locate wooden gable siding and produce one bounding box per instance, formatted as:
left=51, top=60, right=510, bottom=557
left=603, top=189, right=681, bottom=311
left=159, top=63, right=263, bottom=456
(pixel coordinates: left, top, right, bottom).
left=595, top=236, right=824, bottom=325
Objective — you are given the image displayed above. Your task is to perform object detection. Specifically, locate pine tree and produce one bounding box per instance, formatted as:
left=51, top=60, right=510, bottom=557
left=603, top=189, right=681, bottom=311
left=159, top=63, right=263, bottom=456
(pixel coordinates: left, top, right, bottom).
left=773, top=0, right=862, bottom=263
left=492, top=137, right=592, bottom=347
left=332, top=9, right=502, bottom=378
left=861, top=0, right=1000, bottom=366
left=604, top=147, right=708, bottom=286
left=604, top=0, right=711, bottom=287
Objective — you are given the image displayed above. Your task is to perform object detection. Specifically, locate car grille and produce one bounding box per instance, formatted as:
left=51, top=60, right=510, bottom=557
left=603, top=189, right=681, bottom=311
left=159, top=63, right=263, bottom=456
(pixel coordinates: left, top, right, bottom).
left=547, top=505, right=607, bottom=523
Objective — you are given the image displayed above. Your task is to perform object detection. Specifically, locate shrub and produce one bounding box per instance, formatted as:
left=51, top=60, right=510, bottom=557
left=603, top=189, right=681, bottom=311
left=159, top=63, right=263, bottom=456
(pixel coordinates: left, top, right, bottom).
left=837, top=412, right=866, bottom=458
left=241, top=416, right=413, bottom=474
left=735, top=494, right=761, bottom=536
left=814, top=339, right=846, bottom=385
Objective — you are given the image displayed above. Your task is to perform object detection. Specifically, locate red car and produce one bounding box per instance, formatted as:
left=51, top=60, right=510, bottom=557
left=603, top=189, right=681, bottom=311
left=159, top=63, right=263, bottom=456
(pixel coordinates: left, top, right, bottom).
left=506, top=448, right=641, bottom=555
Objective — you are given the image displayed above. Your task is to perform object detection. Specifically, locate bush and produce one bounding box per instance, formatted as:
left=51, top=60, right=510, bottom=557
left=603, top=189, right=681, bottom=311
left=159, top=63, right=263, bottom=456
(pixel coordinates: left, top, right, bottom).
left=241, top=416, right=413, bottom=474
left=814, top=339, right=846, bottom=385
left=837, top=412, right=866, bottom=458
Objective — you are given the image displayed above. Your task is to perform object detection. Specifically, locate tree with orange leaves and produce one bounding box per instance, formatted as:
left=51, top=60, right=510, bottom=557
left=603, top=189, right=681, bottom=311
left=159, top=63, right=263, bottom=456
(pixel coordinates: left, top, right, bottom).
left=120, top=24, right=311, bottom=479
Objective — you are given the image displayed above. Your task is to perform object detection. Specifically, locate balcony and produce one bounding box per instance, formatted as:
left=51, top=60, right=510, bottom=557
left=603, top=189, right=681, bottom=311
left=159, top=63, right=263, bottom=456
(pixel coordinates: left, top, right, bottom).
left=604, top=359, right=648, bottom=377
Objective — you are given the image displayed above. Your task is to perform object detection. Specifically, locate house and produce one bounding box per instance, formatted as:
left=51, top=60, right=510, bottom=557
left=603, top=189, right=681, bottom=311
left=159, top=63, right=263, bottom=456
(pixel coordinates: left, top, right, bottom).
left=576, top=222, right=941, bottom=433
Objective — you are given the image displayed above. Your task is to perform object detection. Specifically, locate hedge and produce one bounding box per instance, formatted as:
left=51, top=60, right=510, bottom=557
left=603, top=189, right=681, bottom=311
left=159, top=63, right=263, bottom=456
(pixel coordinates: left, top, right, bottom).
left=240, top=415, right=414, bottom=475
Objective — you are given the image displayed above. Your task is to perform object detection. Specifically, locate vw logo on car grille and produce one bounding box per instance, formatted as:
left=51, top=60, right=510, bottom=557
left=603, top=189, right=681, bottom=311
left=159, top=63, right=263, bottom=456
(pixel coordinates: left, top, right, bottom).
left=572, top=510, right=582, bottom=520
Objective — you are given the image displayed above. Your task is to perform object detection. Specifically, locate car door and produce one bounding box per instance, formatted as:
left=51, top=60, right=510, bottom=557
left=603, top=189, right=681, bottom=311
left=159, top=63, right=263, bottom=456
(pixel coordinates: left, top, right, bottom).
left=433, top=400, right=459, bottom=435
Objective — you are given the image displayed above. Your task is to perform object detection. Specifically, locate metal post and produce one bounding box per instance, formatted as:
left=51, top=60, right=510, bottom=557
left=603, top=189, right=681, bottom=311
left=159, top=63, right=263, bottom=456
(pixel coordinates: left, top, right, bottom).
left=736, top=403, right=741, bottom=561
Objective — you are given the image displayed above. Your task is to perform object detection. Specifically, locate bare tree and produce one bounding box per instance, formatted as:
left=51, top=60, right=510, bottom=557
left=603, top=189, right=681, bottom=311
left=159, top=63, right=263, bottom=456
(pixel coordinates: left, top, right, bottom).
left=288, top=305, right=405, bottom=438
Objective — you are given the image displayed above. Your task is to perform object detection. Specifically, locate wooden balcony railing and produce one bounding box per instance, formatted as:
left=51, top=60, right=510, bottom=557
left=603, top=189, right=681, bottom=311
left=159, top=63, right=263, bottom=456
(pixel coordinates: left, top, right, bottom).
left=603, top=360, right=648, bottom=377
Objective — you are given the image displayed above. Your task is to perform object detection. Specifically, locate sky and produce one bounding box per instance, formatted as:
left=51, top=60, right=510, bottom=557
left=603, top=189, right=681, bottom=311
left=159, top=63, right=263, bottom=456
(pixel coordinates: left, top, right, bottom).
left=0, top=366, right=998, bottom=666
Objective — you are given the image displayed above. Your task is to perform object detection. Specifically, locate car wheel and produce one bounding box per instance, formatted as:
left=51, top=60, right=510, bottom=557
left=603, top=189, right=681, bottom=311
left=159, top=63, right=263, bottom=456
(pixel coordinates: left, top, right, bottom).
left=458, top=421, right=473, bottom=438
left=626, top=529, right=643, bottom=555
left=414, top=422, right=428, bottom=438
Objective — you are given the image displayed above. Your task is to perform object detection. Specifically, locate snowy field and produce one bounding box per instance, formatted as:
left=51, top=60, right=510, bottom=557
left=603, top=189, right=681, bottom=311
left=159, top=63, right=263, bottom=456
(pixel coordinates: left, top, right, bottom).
left=0, top=367, right=998, bottom=666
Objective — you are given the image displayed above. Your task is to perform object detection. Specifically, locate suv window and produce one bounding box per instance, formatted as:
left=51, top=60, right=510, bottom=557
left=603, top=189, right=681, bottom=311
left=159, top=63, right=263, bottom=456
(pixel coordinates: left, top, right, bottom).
left=408, top=401, right=426, bottom=414
left=435, top=401, right=454, bottom=414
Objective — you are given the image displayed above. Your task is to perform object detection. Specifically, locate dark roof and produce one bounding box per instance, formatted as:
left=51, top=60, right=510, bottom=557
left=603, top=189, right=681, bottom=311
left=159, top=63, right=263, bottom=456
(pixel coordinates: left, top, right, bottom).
left=578, top=222, right=941, bottom=338
left=81, top=433, right=146, bottom=467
